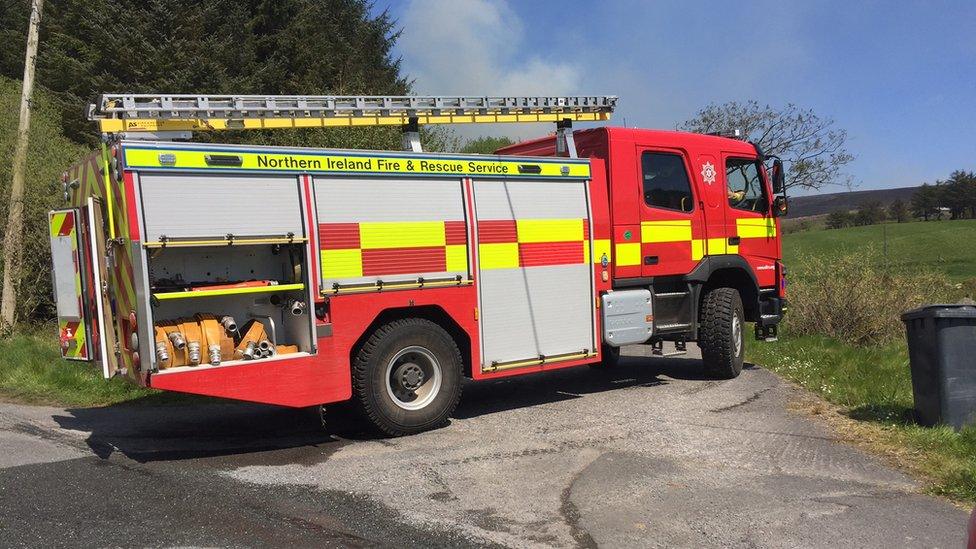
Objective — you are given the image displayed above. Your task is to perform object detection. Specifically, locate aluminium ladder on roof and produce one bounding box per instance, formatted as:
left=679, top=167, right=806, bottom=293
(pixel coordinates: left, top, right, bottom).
left=88, top=94, right=617, bottom=134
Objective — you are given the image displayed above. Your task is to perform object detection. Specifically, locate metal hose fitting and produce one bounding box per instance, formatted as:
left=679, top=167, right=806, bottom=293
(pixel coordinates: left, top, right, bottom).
left=289, top=300, right=306, bottom=316
left=241, top=341, right=257, bottom=360
left=168, top=331, right=186, bottom=349
left=155, top=341, right=170, bottom=363
left=187, top=341, right=201, bottom=365
left=220, top=316, right=238, bottom=333
left=208, top=344, right=221, bottom=366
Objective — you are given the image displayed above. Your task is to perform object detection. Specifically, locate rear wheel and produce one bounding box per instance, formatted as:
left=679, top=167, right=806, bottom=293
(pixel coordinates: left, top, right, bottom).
left=698, top=287, right=745, bottom=379
left=352, top=318, right=462, bottom=436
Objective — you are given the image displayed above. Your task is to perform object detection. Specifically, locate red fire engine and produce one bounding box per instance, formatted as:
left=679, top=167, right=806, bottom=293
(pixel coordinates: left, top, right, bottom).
left=49, top=94, right=787, bottom=435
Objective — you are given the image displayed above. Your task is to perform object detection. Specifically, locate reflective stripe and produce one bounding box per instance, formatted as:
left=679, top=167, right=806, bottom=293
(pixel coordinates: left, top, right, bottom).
left=446, top=244, right=468, bottom=272
left=592, top=239, right=611, bottom=264
left=476, top=218, right=591, bottom=270
left=321, top=249, right=363, bottom=278
left=516, top=218, right=584, bottom=243
left=736, top=217, right=777, bottom=238
left=359, top=221, right=446, bottom=249
left=124, top=147, right=592, bottom=178
left=640, top=220, right=692, bottom=243
left=478, top=243, right=520, bottom=270
left=615, top=242, right=642, bottom=266
left=319, top=220, right=469, bottom=283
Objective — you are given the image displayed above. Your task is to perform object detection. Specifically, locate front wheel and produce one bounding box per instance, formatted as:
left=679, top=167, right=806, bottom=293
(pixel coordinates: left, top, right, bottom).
left=352, top=318, right=463, bottom=436
left=698, top=287, right=745, bottom=379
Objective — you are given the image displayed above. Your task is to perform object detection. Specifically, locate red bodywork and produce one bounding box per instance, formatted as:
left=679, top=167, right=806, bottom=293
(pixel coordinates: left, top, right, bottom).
left=67, top=127, right=782, bottom=408
left=499, top=128, right=782, bottom=288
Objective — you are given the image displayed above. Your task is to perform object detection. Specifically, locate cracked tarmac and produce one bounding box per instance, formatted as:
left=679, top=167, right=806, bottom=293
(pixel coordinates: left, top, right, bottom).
left=0, top=345, right=967, bottom=547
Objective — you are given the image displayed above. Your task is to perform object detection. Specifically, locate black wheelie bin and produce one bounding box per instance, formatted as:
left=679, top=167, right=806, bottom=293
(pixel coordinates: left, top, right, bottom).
left=901, top=304, right=976, bottom=429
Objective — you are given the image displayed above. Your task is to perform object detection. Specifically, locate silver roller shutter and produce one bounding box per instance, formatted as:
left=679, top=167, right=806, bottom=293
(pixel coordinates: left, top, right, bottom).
left=139, top=173, right=304, bottom=242
left=313, top=177, right=468, bottom=289
left=474, top=178, right=596, bottom=368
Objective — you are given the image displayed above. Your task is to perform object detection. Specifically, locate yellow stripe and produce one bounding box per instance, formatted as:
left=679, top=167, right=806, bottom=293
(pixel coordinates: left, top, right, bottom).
left=103, top=112, right=610, bottom=134
left=154, top=283, right=306, bottom=301
left=359, top=221, right=446, bottom=249
left=736, top=217, right=777, bottom=238
left=707, top=238, right=739, bottom=255
left=49, top=213, right=66, bottom=237
left=124, top=149, right=592, bottom=178
left=516, top=218, right=584, bottom=243
left=640, top=220, right=692, bottom=243
left=445, top=244, right=468, bottom=272
left=478, top=243, right=519, bottom=270
left=321, top=249, right=363, bottom=278
left=593, top=239, right=611, bottom=264
left=72, top=320, right=86, bottom=358
left=615, top=242, right=642, bottom=267
left=692, top=239, right=706, bottom=260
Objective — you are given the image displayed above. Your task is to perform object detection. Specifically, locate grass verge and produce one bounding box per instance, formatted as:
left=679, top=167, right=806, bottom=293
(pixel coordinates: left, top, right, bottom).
left=0, top=329, right=187, bottom=407
left=747, top=335, right=976, bottom=505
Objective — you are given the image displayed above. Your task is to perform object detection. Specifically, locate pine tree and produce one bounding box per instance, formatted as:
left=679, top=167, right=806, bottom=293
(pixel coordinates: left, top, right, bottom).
left=888, top=198, right=910, bottom=222
left=911, top=183, right=938, bottom=221
left=0, top=0, right=410, bottom=148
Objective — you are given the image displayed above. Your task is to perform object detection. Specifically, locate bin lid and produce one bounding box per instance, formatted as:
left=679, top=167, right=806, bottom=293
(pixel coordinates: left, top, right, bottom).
left=901, top=304, right=976, bottom=321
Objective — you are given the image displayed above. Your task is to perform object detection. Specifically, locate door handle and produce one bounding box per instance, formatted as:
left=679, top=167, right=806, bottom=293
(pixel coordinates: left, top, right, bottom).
left=728, top=236, right=741, bottom=246
left=644, top=256, right=659, bottom=265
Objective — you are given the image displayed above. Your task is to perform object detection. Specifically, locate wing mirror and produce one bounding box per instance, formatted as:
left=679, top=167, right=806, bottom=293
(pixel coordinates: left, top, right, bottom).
left=773, top=195, right=789, bottom=217
left=771, top=158, right=785, bottom=195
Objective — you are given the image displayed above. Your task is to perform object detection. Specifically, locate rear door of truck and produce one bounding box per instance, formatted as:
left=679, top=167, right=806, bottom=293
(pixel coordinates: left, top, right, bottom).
left=49, top=201, right=117, bottom=376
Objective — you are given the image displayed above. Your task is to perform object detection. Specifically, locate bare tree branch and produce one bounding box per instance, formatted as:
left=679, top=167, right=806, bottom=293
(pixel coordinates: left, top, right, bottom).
left=682, top=101, right=855, bottom=192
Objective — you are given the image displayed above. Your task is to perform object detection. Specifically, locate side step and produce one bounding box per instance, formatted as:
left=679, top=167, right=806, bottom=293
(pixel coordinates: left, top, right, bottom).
left=651, top=339, right=687, bottom=357
left=652, top=288, right=694, bottom=336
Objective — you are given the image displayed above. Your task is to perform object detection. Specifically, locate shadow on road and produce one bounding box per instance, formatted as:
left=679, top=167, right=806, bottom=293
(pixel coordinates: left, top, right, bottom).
left=51, top=400, right=373, bottom=464
left=49, top=353, right=745, bottom=464
left=454, top=354, right=724, bottom=419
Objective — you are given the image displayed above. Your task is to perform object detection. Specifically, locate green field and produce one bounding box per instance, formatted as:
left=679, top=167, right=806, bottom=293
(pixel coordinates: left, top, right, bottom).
left=753, top=218, right=976, bottom=504
left=783, top=219, right=976, bottom=282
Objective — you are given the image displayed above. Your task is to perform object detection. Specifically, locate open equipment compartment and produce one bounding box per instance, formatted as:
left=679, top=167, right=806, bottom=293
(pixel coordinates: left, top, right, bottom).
left=137, top=171, right=316, bottom=372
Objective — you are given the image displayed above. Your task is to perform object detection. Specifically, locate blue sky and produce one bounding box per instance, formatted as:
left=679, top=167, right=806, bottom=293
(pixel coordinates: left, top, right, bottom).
left=375, top=0, right=976, bottom=194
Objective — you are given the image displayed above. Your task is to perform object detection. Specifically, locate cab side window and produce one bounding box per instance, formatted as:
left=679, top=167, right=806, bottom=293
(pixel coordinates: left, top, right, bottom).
left=641, top=151, right=694, bottom=212
left=726, top=158, right=767, bottom=212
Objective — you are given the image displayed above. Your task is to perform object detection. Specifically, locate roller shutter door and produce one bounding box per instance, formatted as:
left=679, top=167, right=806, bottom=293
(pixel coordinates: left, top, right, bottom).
left=139, top=173, right=304, bottom=242
left=474, top=178, right=596, bottom=367
left=314, top=177, right=468, bottom=290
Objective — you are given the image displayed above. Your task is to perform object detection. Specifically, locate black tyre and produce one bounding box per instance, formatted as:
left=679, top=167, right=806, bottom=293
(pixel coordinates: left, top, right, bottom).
left=698, top=287, right=745, bottom=379
left=590, top=344, right=621, bottom=369
left=352, top=318, right=463, bottom=436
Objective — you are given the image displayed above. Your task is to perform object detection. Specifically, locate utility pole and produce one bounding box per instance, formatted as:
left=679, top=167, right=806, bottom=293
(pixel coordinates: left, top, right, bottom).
left=0, top=0, right=44, bottom=333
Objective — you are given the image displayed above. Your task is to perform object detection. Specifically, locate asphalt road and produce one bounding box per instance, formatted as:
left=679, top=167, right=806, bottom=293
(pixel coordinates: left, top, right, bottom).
left=0, top=345, right=967, bottom=548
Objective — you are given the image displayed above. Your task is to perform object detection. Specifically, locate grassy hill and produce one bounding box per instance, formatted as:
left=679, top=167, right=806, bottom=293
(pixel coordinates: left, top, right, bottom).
left=782, top=219, right=976, bottom=282
left=786, top=186, right=919, bottom=218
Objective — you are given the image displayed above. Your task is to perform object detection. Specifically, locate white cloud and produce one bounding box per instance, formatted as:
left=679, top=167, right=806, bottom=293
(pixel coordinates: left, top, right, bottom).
left=398, top=0, right=583, bottom=138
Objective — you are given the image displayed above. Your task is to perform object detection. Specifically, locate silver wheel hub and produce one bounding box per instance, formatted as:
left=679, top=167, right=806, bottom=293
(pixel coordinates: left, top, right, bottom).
left=732, top=314, right=743, bottom=357
left=385, top=345, right=442, bottom=411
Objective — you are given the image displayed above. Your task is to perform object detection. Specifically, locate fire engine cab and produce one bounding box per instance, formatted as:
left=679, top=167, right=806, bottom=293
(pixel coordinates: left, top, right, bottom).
left=49, top=94, right=787, bottom=435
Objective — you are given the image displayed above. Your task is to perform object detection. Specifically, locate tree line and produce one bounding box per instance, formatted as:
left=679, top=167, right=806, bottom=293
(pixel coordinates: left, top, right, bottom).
left=910, top=170, right=976, bottom=221
left=0, top=0, right=416, bottom=327
left=824, top=170, right=976, bottom=229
